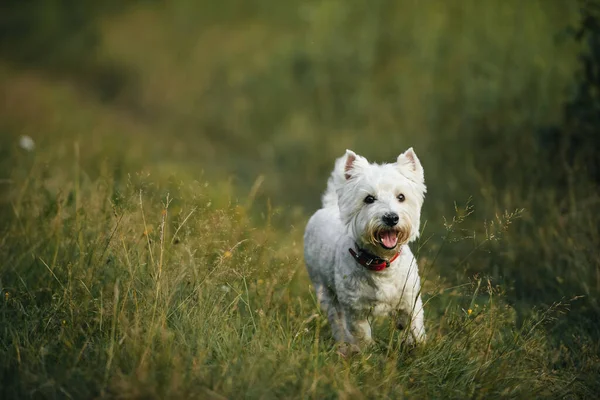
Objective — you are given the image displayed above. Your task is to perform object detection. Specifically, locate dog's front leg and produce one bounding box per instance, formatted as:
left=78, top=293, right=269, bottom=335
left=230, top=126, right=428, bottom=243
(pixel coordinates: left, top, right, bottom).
left=397, top=295, right=426, bottom=345
left=326, top=303, right=348, bottom=343
left=343, top=309, right=373, bottom=346
left=408, top=295, right=426, bottom=344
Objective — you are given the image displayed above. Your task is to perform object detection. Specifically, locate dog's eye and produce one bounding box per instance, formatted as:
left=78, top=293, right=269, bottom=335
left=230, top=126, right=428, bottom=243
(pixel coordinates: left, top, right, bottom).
left=364, top=195, right=376, bottom=204
left=397, top=194, right=405, bottom=202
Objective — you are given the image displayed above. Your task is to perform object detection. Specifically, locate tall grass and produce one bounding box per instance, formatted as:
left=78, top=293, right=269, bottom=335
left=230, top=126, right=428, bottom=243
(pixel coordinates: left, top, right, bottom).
left=0, top=149, right=590, bottom=398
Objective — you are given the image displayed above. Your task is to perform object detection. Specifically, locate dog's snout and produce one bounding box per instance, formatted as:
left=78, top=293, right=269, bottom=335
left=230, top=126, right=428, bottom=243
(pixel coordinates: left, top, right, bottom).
left=382, top=212, right=399, bottom=227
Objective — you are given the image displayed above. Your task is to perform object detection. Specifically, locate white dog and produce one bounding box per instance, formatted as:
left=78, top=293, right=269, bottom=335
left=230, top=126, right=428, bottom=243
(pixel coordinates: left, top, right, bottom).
left=304, top=148, right=427, bottom=349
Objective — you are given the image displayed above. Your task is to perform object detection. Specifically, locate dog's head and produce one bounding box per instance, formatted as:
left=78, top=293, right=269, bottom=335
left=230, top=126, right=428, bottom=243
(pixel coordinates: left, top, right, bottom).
left=337, top=148, right=426, bottom=258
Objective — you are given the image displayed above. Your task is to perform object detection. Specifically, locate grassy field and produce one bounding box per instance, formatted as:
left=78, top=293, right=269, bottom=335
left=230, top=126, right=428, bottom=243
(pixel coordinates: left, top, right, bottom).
left=1, top=1, right=599, bottom=398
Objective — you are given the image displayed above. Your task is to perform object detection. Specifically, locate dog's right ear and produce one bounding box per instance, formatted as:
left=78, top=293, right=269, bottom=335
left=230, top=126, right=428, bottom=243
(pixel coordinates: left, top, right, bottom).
left=344, top=150, right=362, bottom=180
left=344, top=150, right=356, bottom=180
left=344, top=150, right=369, bottom=180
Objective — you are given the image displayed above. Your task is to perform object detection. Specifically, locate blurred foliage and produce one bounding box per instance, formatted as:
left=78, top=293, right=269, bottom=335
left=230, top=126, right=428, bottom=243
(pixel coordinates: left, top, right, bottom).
left=0, top=0, right=102, bottom=66
left=459, top=1, right=600, bottom=324
left=0, top=0, right=599, bottom=397
left=0, top=0, right=142, bottom=100
left=557, top=0, right=600, bottom=182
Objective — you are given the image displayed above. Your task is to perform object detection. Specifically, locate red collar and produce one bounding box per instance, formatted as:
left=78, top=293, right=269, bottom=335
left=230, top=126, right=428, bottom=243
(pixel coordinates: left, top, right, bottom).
left=348, top=247, right=400, bottom=271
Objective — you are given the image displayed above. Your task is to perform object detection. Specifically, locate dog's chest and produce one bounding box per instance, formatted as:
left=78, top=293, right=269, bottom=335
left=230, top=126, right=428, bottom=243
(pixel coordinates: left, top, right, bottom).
left=373, top=278, right=404, bottom=315
left=351, top=275, right=404, bottom=316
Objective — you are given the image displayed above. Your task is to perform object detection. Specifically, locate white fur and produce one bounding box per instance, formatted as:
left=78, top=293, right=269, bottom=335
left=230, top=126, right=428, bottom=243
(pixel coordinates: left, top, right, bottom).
left=304, top=148, right=427, bottom=347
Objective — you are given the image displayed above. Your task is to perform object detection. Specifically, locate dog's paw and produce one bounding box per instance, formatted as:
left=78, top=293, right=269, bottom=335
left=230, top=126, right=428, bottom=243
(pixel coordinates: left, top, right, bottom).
left=399, top=330, right=426, bottom=353
left=413, top=330, right=426, bottom=344
left=336, top=343, right=361, bottom=358
left=402, top=332, right=416, bottom=348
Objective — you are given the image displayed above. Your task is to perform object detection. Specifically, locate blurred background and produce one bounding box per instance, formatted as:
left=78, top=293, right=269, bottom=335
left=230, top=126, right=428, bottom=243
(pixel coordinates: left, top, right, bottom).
left=1, top=0, right=599, bottom=350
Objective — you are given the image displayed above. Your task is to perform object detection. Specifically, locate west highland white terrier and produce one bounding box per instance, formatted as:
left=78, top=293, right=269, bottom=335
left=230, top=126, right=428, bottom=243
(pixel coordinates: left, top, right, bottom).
left=304, top=148, right=427, bottom=349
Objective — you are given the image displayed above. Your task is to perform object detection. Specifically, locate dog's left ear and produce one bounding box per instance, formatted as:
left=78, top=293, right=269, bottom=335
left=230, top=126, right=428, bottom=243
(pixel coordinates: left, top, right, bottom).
left=396, top=147, right=424, bottom=183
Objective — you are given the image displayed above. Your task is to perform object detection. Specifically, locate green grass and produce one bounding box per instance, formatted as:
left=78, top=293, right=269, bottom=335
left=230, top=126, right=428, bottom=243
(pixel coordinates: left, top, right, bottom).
left=0, top=146, right=592, bottom=399
left=1, top=1, right=599, bottom=398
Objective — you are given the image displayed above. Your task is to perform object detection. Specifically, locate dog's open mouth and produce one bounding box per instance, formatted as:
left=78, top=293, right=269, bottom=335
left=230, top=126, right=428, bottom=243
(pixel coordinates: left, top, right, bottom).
left=378, top=229, right=399, bottom=249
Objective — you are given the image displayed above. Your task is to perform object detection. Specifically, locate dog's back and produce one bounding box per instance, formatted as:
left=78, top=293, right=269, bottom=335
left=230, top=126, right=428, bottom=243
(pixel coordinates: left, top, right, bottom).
left=304, top=154, right=350, bottom=290
left=321, top=153, right=348, bottom=209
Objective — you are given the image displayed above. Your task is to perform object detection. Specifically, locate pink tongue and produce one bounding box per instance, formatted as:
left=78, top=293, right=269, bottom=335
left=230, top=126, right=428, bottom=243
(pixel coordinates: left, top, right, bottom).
left=380, top=231, right=398, bottom=248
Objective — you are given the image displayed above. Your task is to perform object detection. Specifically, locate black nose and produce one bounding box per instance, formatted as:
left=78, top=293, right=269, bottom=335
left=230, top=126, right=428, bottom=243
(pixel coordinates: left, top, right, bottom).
left=382, top=213, right=399, bottom=227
